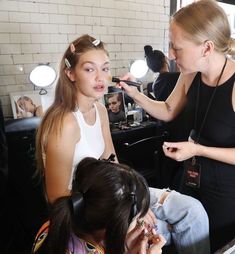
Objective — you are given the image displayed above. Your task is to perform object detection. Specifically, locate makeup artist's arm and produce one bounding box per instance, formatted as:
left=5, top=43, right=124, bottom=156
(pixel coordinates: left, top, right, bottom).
left=119, top=72, right=196, bottom=122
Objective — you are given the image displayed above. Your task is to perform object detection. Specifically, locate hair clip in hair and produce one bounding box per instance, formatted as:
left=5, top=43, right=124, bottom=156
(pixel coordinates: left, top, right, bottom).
left=92, top=39, right=101, bottom=47
left=70, top=43, right=76, bottom=53
left=107, top=153, right=115, bottom=162
left=65, top=58, right=71, bottom=68
left=129, top=191, right=138, bottom=221
left=100, top=153, right=115, bottom=163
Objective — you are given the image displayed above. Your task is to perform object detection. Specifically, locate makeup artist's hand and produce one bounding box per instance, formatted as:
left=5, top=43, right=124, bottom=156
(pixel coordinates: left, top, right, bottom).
left=162, top=141, right=199, bottom=161
left=116, top=72, right=140, bottom=98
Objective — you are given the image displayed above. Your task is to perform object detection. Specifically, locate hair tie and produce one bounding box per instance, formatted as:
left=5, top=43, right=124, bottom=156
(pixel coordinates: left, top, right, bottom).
left=130, top=192, right=137, bottom=203
left=70, top=192, right=84, bottom=217
left=130, top=191, right=138, bottom=220
left=227, top=38, right=235, bottom=55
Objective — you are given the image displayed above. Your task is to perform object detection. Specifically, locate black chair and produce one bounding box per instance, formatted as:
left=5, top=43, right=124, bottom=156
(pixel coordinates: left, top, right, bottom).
left=2, top=117, right=48, bottom=254
left=0, top=101, right=8, bottom=253
left=0, top=100, right=8, bottom=204
left=118, top=133, right=168, bottom=188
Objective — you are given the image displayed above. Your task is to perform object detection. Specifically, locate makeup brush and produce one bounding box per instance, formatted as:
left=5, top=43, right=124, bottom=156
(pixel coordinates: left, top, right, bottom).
left=112, top=77, right=141, bottom=87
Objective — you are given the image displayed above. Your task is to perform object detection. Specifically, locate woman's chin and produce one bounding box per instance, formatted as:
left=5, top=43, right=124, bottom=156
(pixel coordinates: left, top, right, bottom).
left=95, top=93, right=105, bottom=101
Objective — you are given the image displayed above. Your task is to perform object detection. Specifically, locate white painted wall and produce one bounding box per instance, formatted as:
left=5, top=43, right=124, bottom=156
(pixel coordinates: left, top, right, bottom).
left=0, top=0, right=170, bottom=118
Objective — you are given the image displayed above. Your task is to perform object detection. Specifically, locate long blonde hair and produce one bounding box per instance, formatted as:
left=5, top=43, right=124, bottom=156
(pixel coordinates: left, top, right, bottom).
left=36, top=34, right=109, bottom=174
left=172, top=0, right=235, bottom=55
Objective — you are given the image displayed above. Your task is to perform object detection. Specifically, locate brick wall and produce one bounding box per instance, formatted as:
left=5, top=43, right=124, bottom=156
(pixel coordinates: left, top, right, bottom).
left=0, top=0, right=170, bottom=118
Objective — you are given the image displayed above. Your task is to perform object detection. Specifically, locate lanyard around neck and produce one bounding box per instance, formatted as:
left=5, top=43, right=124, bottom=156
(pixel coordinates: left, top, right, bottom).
left=194, top=58, right=227, bottom=144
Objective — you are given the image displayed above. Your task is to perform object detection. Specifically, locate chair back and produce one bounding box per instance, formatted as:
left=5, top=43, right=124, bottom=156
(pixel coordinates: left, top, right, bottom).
left=120, top=132, right=168, bottom=187
left=3, top=117, right=48, bottom=252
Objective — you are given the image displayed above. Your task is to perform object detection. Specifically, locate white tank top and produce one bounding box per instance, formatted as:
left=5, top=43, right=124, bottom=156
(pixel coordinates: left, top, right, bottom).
left=69, top=103, right=105, bottom=189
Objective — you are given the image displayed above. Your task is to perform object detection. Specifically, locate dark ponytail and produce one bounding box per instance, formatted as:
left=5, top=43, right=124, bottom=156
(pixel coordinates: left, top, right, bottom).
left=36, top=157, right=150, bottom=254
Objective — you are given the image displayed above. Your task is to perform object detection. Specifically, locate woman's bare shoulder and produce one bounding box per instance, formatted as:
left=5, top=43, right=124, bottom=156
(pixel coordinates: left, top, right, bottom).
left=61, top=112, right=80, bottom=135
left=46, top=112, right=80, bottom=151
left=177, top=72, right=197, bottom=93
left=47, top=112, right=79, bottom=141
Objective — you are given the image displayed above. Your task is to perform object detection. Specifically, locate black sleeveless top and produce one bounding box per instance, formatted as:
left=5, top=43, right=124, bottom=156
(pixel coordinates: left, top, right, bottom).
left=179, top=72, right=235, bottom=148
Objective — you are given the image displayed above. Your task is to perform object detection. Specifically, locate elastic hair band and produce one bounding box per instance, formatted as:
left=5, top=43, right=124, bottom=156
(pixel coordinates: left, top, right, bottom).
left=130, top=191, right=138, bottom=220
left=70, top=192, right=84, bottom=216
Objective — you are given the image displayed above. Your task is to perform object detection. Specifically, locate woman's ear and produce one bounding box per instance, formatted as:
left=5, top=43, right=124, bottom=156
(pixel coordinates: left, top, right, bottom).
left=202, top=40, right=214, bottom=57
left=65, top=68, right=76, bottom=82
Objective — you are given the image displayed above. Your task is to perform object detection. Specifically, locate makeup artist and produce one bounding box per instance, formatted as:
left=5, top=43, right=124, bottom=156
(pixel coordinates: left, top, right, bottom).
left=119, top=0, right=235, bottom=252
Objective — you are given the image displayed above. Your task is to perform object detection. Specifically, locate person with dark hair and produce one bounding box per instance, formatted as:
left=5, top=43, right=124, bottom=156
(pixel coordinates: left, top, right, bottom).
left=144, top=45, right=168, bottom=74
left=119, top=0, right=235, bottom=251
left=144, top=45, right=182, bottom=190
left=144, top=45, right=179, bottom=101
left=32, top=157, right=166, bottom=254
left=36, top=34, right=210, bottom=254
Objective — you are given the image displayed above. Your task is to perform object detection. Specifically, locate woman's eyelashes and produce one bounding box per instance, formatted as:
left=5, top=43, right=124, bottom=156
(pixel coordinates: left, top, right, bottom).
left=83, top=65, right=110, bottom=73
left=103, top=66, right=110, bottom=72
left=85, top=68, right=94, bottom=72
left=169, top=42, right=182, bottom=51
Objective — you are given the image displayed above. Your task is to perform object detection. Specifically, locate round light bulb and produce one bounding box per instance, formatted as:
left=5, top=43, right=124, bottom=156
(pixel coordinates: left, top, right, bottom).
left=29, top=65, right=56, bottom=88
left=130, top=60, right=148, bottom=79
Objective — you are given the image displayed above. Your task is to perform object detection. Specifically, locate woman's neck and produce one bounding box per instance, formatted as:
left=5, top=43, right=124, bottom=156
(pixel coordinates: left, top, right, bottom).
left=201, top=53, right=227, bottom=86
left=76, top=94, right=96, bottom=114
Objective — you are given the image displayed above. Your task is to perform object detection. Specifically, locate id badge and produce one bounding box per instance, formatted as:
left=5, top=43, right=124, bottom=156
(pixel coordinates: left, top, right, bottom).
left=184, top=159, right=201, bottom=189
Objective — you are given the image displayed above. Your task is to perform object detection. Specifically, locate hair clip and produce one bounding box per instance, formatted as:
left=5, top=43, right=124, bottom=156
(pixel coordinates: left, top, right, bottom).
left=65, top=58, right=71, bottom=68
left=70, top=43, right=76, bottom=53
left=100, top=153, right=115, bottom=163
left=92, top=39, right=101, bottom=47
left=107, top=153, right=115, bottom=162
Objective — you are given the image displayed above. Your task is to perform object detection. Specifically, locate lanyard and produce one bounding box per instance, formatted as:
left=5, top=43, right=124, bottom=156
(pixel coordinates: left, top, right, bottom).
left=194, top=58, right=227, bottom=144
